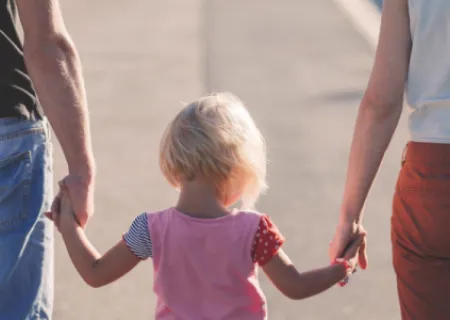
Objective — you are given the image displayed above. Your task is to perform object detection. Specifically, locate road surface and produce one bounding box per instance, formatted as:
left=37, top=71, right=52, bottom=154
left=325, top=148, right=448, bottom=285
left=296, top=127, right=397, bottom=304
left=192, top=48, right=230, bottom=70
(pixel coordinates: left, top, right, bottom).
left=52, top=0, right=407, bottom=319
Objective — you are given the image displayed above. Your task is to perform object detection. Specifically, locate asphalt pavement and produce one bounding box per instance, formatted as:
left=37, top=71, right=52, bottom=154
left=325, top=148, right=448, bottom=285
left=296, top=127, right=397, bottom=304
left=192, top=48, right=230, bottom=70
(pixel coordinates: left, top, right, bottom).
left=52, top=1, right=407, bottom=319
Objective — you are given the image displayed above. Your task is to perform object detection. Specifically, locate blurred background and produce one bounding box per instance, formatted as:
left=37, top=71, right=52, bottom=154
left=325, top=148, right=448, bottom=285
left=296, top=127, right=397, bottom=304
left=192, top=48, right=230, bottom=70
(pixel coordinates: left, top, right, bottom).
left=369, top=0, right=383, bottom=9
left=51, top=0, right=408, bottom=319
left=374, top=0, right=383, bottom=9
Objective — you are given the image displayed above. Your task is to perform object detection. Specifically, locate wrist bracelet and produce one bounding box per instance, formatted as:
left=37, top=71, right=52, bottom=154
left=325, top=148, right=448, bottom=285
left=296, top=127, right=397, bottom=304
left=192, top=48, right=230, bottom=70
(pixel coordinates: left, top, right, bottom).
left=333, top=258, right=353, bottom=287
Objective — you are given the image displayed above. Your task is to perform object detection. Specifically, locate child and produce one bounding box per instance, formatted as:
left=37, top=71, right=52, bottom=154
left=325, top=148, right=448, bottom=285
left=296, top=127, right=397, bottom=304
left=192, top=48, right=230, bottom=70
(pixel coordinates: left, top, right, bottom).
left=48, top=92, right=364, bottom=319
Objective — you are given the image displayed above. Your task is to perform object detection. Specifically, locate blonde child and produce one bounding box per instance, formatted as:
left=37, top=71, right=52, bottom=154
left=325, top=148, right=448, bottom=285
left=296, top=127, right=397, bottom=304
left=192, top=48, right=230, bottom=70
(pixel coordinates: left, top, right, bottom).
left=49, top=92, right=363, bottom=319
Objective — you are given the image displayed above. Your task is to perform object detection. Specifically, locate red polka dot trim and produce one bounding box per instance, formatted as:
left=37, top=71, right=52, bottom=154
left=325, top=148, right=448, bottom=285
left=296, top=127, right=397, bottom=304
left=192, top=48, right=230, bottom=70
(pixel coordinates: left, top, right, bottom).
left=251, top=215, right=285, bottom=266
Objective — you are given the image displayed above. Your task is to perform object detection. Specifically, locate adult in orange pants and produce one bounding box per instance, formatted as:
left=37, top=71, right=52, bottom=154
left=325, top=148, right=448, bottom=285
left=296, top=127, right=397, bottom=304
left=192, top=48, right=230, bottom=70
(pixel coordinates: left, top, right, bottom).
left=329, top=1, right=450, bottom=319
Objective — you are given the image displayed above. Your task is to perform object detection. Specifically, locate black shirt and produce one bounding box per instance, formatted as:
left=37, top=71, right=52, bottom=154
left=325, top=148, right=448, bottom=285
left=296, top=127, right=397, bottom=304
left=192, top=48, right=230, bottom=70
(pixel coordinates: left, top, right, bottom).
left=0, top=0, right=42, bottom=119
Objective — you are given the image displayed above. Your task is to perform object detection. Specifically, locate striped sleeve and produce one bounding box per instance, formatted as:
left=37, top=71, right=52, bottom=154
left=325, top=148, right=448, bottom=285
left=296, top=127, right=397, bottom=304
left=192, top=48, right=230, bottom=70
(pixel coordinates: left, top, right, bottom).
left=123, top=213, right=153, bottom=259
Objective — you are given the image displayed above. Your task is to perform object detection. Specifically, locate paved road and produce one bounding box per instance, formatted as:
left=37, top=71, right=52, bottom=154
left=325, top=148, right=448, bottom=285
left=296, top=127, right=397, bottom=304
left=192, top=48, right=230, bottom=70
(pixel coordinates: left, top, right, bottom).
left=53, top=0, right=407, bottom=319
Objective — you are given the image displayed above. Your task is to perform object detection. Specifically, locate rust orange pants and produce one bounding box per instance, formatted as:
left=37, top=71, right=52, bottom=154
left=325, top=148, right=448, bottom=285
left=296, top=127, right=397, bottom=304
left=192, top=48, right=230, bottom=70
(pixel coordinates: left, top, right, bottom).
left=392, top=142, right=450, bottom=320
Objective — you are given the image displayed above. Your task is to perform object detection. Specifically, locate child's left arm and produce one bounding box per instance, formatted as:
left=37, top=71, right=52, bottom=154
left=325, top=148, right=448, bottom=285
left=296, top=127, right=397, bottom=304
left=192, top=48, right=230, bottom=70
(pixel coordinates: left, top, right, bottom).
left=262, top=235, right=363, bottom=300
left=58, top=191, right=141, bottom=288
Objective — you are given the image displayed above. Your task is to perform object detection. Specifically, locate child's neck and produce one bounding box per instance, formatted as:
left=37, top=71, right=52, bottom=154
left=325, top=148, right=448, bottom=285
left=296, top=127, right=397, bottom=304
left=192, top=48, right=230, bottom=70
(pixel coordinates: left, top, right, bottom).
left=176, top=180, right=231, bottom=219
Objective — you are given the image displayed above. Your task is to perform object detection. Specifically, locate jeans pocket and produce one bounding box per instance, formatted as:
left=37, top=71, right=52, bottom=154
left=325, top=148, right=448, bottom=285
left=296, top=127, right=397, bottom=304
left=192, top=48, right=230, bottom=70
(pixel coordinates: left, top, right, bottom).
left=0, top=151, right=32, bottom=233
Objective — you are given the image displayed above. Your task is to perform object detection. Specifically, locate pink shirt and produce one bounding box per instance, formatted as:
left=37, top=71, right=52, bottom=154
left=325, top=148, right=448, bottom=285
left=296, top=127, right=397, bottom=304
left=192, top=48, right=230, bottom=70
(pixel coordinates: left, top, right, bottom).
left=147, top=207, right=267, bottom=320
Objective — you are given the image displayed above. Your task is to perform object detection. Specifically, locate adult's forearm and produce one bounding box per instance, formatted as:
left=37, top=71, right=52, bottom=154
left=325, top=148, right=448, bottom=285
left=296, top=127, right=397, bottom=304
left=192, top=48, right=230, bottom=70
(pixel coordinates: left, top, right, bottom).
left=340, top=98, right=402, bottom=224
left=24, top=33, right=95, bottom=178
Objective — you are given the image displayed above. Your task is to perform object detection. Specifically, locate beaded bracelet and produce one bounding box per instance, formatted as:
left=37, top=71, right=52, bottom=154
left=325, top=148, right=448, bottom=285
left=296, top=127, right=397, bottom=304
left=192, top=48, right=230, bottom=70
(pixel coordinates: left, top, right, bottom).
left=333, top=258, right=353, bottom=287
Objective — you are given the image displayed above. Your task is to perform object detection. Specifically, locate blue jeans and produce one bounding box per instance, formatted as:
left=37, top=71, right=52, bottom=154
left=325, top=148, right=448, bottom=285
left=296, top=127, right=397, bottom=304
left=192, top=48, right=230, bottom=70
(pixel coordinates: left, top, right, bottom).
left=0, top=118, right=53, bottom=319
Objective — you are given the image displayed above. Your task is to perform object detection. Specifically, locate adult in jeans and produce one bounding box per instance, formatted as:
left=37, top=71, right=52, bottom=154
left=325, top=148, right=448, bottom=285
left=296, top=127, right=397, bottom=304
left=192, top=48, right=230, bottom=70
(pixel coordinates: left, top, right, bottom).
left=329, top=0, right=450, bottom=319
left=0, top=0, right=95, bottom=319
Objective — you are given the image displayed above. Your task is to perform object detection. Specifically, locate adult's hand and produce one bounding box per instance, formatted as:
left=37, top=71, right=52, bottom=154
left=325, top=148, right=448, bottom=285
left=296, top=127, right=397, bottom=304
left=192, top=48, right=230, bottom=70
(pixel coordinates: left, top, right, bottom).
left=47, top=174, right=94, bottom=228
left=329, top=222, right=368, bottom=270
left=61, top=174, right=94, bottom=228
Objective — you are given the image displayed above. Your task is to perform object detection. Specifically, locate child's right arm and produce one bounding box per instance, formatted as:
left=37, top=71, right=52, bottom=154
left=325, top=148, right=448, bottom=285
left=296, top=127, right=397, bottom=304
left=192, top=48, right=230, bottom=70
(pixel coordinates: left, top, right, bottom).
left=60, top=214, right=141, bottom=288
left=262, top=236, right=363, bottom=300
left=56, top=189, right=142, bottom=288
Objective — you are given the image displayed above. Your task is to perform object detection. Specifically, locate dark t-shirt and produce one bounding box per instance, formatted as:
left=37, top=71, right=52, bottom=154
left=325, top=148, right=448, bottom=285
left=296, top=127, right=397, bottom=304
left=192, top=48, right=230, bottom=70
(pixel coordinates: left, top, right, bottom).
left=0, top=0, right=42, bottom=119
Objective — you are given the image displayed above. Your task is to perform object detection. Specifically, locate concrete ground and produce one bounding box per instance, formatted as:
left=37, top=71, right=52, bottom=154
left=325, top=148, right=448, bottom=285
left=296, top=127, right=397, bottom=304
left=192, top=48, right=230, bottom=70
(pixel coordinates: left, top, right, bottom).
left=52, top=0, right=407, bottom=318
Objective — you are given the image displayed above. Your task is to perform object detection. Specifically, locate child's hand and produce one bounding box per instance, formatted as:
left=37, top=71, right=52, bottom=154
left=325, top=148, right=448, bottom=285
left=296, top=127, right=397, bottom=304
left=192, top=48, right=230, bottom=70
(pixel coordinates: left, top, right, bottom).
left=332, top=229, right=366, bottom=287
left=44, top=188, right=62, bottom=232
left=59, top=181, right=78, bottom=227
left=45, top=180, right=78, bottom=231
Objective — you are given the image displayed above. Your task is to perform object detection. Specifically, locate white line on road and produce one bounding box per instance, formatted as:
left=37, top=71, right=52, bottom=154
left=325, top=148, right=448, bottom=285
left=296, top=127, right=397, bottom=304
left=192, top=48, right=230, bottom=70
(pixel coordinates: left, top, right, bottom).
left=331, top=0, right=381, bottom=49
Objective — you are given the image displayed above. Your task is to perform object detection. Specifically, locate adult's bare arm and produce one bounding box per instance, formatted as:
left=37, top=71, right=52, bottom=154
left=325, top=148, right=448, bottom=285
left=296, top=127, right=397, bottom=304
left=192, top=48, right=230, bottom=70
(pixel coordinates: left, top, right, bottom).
left=17, top=0, right=95, bottom=226
left=330, top=0, right=412, bottom=267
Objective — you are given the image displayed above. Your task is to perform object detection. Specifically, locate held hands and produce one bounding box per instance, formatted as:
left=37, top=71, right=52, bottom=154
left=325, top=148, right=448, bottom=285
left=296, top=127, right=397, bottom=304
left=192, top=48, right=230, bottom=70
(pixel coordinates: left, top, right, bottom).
left=61, top=174, right=94, bottom=227
left=45, top=174, right=94, bottom=228
left=45, top=180, right=78, bottom=231
left=331, top=226, right=367, bottom=286
left=45, top=173, right=94, bottom=229
left=329, top=221, right=368, bottom=270
left=341, top=228, right=366, bottom=268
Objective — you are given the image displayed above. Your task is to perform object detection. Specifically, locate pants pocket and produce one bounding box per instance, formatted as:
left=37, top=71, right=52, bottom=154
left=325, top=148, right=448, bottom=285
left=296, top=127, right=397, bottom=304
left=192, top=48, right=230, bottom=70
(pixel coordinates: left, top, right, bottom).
left=0, top=151, right=33, bottom=233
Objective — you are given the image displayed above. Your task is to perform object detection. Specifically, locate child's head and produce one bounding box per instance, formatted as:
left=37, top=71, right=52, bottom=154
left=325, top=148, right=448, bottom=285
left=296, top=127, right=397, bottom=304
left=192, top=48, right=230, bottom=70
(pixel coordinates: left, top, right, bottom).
left=159, top=92, right=267, bottom=209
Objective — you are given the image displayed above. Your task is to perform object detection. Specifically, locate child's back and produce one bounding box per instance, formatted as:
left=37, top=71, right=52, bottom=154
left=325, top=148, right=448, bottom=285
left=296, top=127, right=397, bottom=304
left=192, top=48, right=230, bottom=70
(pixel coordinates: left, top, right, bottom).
left=149, top=208, right=265, bottom=319
left=49, top=92, right=363, bottom=320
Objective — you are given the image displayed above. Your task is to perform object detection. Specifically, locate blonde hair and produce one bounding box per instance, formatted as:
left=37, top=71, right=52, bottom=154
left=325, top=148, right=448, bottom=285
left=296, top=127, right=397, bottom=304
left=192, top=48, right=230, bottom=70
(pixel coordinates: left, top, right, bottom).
left=159, top=92, right=267, bottom=209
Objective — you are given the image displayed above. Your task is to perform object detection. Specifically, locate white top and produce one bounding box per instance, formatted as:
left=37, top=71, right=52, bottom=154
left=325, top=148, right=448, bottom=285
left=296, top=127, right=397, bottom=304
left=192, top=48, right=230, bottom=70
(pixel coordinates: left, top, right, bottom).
left=407, top=1, right=450, bottom=143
